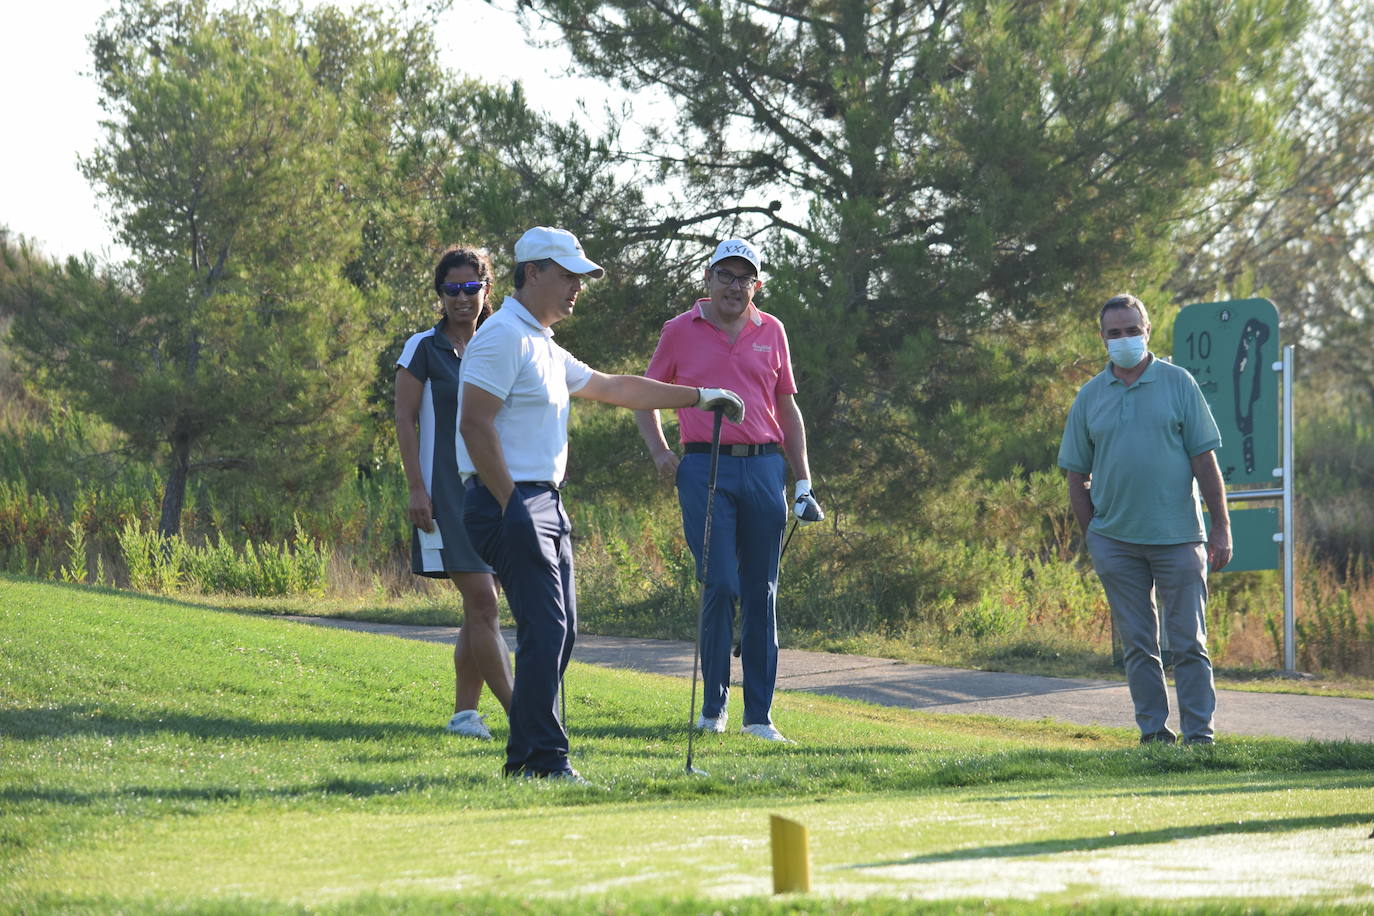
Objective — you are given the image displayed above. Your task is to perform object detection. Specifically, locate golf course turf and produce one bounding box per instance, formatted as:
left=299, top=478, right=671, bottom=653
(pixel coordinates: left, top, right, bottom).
left=3, top=574, right=1372, bottom=913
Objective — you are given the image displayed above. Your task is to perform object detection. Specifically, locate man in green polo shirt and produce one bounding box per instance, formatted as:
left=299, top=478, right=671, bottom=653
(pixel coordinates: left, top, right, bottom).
left=1058, top=294, right=1232, bottom=746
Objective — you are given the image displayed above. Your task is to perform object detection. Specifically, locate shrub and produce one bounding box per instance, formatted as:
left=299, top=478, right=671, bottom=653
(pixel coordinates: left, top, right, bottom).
left=114, top=518, right=326, bottom=598
left=117, top=519, right=186, bottom=593
left=59, top=519, right=88, bottom=584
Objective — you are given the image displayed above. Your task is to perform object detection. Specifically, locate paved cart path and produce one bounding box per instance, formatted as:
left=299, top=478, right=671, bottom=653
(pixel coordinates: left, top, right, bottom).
left=285, top=616, right=1374, bottom=742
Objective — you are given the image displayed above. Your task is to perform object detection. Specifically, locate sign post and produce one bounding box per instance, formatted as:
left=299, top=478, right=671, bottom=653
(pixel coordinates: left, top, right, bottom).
left=1173, top=299, right=1295, bottom=672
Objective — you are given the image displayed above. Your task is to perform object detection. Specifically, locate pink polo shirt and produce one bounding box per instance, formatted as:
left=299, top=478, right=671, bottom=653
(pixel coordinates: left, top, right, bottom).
left=644, top=299, right=797, bottom=445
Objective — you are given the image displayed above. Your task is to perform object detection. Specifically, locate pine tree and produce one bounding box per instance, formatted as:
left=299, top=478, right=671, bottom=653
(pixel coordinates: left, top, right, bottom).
left=11, top=0, right=378, bottom=535
left=522, top=0, right=1308, bottom=510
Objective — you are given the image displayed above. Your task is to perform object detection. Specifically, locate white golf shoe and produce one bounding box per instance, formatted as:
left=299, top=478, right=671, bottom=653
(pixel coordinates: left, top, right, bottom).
left=445, top=709, right=493, bottom=739
left=543, top=768, right=595, bottom=787
left=741, top=722, right=793, bottom=743
left=696, top=711, right=728, bottom=733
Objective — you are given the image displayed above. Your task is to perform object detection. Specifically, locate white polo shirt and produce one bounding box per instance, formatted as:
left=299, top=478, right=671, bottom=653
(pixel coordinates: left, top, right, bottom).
left=459, top=296, right=592, bottom=485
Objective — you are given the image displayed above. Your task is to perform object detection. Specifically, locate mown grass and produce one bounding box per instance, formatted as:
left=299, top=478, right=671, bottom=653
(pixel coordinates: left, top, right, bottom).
left=3, top=574, right=1373, bottom=913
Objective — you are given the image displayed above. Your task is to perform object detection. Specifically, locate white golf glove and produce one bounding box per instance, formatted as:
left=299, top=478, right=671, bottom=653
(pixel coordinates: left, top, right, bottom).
left=793, top=479, right=823, bottom=524
left=695, top=387, right=746, bottom=424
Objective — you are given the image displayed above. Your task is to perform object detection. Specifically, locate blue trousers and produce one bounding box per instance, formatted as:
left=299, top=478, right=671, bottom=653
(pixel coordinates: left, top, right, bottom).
left=464, top=480, right=575, bottom=775
left=677, top=452, right=787, bottom=727
left=1087, top=530, right=1215, bottom=741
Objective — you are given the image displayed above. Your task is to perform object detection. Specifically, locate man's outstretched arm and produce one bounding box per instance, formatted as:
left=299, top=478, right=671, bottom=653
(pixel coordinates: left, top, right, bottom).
left=576, top=371, right=743, bottom=422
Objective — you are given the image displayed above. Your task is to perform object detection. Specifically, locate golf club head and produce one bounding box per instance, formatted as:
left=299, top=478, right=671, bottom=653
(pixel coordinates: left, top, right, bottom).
left=685, top=764, right=709, bottom=777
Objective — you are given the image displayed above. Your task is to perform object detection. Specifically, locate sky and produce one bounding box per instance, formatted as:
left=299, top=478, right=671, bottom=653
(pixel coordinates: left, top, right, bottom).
left=0, top=0, right=618, bottom=262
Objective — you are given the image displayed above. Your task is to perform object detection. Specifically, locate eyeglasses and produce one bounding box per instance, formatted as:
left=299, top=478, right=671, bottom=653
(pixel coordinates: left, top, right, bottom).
left=710, top=267, right=757, bottom=288
left=440, top=281, right=484, bottom=297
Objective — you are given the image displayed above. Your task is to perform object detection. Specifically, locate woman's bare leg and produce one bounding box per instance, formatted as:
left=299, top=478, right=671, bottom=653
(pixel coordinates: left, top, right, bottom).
left=450, top=571, right=513, bottom=713
left=453, top=622, right=483, bottom=713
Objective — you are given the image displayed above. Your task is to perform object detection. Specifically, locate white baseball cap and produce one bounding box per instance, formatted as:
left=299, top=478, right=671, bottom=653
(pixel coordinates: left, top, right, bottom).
left=707, top=238, right=762, bottom=275
left=513, top=226, right=605, bottom=278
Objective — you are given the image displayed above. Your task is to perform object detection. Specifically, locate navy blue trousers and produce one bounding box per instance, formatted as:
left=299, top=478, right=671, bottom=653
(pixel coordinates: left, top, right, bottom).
left=677, top=451, right=787, bottom=726
left=464, top=480, right=575, bottom=775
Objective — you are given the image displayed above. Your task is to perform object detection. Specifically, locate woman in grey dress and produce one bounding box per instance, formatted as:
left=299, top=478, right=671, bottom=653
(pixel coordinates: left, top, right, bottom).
left=394, top=246, right=513, bottom=738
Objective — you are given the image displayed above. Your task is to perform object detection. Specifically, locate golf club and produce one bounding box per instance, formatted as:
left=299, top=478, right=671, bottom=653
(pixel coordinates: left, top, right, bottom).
left=685, top=406, right=724, bottom=777
left=780, top=518, right=801, bottom=564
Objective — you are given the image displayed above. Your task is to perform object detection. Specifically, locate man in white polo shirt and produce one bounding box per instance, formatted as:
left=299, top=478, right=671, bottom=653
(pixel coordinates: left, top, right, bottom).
left=460, top=226, right=744, bottom=781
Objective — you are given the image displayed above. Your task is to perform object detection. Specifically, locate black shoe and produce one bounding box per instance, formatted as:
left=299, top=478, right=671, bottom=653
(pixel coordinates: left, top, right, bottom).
left=502, top=763, right=527, bottom=778
left=1182, top=736, right=1214, bottom=747
left=1140, top=729, right=1177, bottom=745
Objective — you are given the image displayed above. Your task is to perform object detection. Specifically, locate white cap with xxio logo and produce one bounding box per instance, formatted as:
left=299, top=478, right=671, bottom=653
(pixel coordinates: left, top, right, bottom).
left=707, top=238, right=762, bottom=275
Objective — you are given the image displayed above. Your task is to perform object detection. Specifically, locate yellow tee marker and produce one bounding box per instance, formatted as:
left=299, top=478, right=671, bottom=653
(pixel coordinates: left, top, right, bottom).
left=770, top=814, right=811, bottom=893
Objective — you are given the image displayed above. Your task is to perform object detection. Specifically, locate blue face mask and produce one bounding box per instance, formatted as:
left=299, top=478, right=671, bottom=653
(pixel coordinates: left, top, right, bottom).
left=1107, top=335, right=1147, bottom=369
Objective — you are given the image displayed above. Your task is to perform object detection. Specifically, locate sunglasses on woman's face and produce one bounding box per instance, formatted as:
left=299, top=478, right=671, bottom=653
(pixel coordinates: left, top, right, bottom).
left=441, top=281, right=484, bottom=297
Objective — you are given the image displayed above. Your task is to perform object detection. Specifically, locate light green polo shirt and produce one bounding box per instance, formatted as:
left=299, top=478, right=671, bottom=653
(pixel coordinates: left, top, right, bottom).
left=1057, top=355, right=1221, bottom=545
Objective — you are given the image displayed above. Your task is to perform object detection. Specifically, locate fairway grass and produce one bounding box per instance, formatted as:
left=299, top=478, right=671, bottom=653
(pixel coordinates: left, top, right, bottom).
left=3, top=574, right=1373, bottom=913
left=10, top=776, right=1373, bottom=908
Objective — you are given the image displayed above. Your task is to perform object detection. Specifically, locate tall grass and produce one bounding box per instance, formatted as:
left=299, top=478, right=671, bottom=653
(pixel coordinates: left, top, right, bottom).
left=1296, top=398, right=1374, bottom=573
left=1295, top=555, right=1374, bottom=675
left=3, top=377, right=1373, bottom=676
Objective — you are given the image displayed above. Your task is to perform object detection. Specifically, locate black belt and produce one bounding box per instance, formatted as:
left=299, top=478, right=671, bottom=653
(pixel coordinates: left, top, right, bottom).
left=683, top=442, right=779, bottom=457
left=467, top=476, right=560, bottom=491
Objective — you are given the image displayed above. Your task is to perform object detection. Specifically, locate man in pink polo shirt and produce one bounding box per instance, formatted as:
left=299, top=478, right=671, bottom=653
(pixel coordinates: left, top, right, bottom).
left=635, top=238, right=823, bottom=743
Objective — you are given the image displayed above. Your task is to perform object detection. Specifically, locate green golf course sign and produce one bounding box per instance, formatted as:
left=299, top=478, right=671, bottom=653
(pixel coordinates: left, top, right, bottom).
left=1173, top=298, right=1280, bottom=487
left=1204, top=508, right=1278, bottom=573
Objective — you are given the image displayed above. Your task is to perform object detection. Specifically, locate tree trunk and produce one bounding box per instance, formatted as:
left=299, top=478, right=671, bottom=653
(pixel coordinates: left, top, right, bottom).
left=158, top=435, right=192, bottom=538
